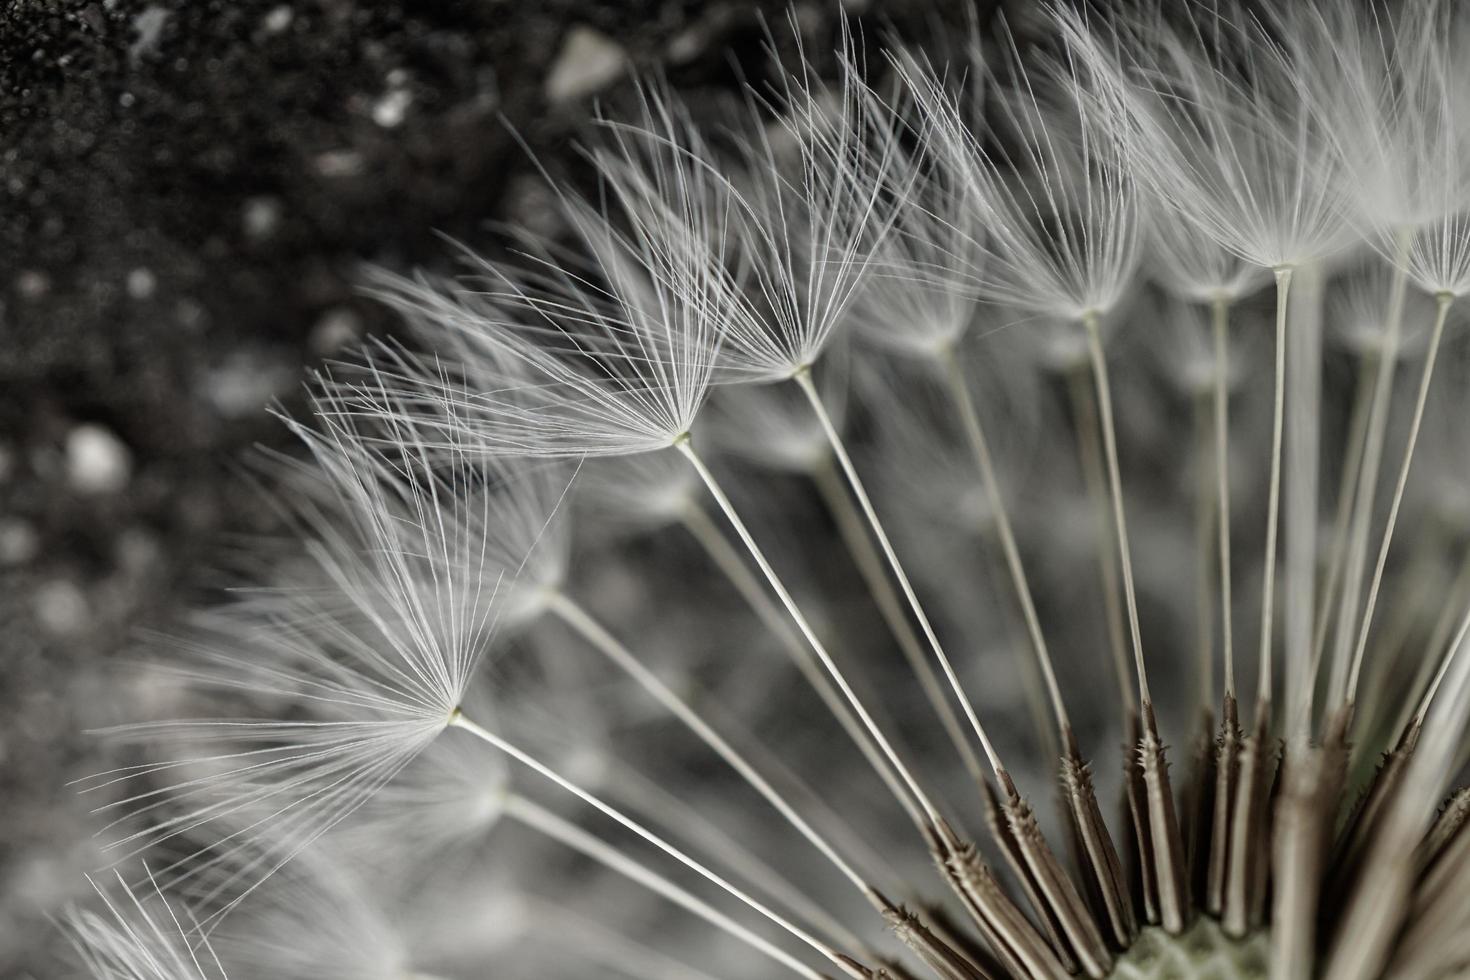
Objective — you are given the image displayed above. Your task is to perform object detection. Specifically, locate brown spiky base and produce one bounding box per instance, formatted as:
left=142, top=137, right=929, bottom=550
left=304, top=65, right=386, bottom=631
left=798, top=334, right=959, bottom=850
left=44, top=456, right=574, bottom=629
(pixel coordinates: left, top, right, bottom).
left=850, top=703, right=1470, bottom=980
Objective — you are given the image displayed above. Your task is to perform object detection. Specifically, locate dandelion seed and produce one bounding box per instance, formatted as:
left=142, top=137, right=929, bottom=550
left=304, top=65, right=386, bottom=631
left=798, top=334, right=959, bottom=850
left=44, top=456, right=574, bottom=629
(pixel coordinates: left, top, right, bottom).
left=208, top=853, right=425, bottom=980
left=64, top=869, right=226, bottom=980
left=713, top=21, right=906, bottom=383
left=359, top=87, right=733, bottom=460
left=76, top=393, right=505, bottom=916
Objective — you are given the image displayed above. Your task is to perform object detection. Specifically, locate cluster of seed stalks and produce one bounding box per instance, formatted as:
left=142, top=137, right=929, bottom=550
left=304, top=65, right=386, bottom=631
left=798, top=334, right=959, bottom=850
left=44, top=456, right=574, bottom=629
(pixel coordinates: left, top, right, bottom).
left=60, top=2, right=1470, bottom=979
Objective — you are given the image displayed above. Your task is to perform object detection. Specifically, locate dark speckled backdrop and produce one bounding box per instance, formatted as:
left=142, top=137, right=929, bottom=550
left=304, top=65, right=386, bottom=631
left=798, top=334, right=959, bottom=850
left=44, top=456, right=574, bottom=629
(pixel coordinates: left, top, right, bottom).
left=0, top=1, right=1008, bottom=973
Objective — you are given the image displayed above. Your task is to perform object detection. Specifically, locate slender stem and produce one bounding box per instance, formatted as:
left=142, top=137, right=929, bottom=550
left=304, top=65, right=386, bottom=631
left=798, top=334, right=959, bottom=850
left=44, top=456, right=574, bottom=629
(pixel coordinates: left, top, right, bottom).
left=674, top=437, right=947, bottom=830
left=938, top=347, right=1071, bottom=736
left=1347, top=293, right=1456, bottom=703
left=1066, top=362, right=1135, bottom=717
left=792, top=369, right=1004, bottom=778
left=1353, top=534, right=1437, bottom=731
left=1194, top=388, right=1217, bottom=712
left=1082, top=311, right=1149, bottom=705
left=1391, top=547, right=1470, bottom=739
left=696, top=702, right=903, bottom=906
left=1284, top=263, right=1323, bottom=737
left=1328, top=250, right=1410, bottom=703
left=808, top=456, right=988, bottom=788
left=1414, top=599, right=1470, bottom=728
left=1212, top=295, right=1235, bottom=698
left=451, top=712, right=851, bottom=980
left=1256, top=267, right=1294, bottom=709
left=504, top=793, right=818, bottom=979
left=544, top=589, right=879, bottom=905
left=679, top=502, right=926, bottom=840
left=610, top=760, right=868, bottom=953
left=1309, top=351, right=1378, bottom=693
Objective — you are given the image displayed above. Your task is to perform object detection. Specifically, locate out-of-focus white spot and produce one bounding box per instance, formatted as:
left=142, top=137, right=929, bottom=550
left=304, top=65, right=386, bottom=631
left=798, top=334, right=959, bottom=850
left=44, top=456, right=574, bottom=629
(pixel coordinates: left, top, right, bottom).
left=242, top=195, right=282, bottom=240
left=66, top=424, right=131, bottom=495
left=461, top=891, right=529, bottom=954
left=315, top=149, right=365, bottom=178
left=372, top=87, right=413, bottom=128
left=545, top=27, right=627, bottom=103
left=129, top=7, right=170, bottom=64
left=16, top=270, right=49, bottom=299
left=310, top=307, right=361, bottom=355
left=125, top=669, right=192, bottom=718
left=0, top=519, right=39, bottom=566
left=262, top=5, right=293, bottom=35
left=666, top=26, right=707, bottom=64
left=563, top=745, right=609, bottom=790
left=34, top=580, right=91, bottom=635
left=204, top=352, right=295, bottom=419
left=118, top=90, right=136, bottom=108
left=126, top=267, right=156, bottom=300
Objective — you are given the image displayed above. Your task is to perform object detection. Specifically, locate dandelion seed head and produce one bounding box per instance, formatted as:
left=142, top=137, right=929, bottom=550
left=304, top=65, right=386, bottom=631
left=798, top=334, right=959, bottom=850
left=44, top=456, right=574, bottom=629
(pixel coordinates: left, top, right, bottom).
left=1329, top=260, right=1442, bottom=359
left=1145, top=216, right=1269, bottom=305
left=577, top=451, right=703, bottom=533
left=63, top=870, right=225, bottom=980
left=712, top=34, right=907, bottom=382
left=209, top=854, right=417, bottom=980
left=843, top=79, right=990, bottom=360
left=1295, top=0, right=1470, bottom=234
left=355, top=90, right=738, bottom=460
left=74, top=398, right=515, bottom=914
left=59, top=4, right=1470, bottom=979
left=703, top=366, right=847, bottom=475
left=336, top=707, right=511, bottom=860
left=1065, top=1, right=1354, bottom=270
left=1399, top=211, right=1470, bottom=298
left=898, top=26, right=1144, bottom=322
left=1146, top=295, right=1239, bottom=399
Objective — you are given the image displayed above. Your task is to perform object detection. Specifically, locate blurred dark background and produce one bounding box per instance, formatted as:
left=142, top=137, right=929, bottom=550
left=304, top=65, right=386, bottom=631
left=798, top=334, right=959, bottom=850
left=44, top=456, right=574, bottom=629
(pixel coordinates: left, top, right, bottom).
left=0, top=1, right=1003, bottom=973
